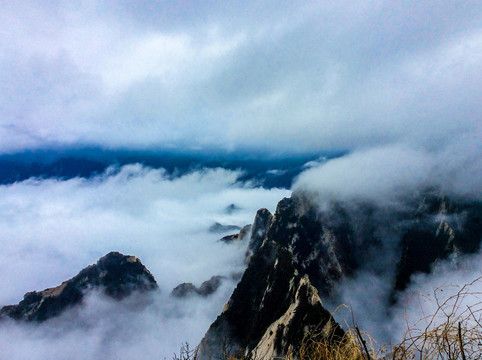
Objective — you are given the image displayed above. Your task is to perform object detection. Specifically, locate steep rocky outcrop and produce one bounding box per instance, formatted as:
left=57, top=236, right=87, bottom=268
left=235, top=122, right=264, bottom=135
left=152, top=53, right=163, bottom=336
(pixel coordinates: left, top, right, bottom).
left=198, top=240, right=343, bottom=359
left=0, top=252, right=157, bottom=322
left=172, top=276, right=225, bottom=298
left=199, top=191, right=482, bottom=358
left=251, top=275, right=340, bottom=358
left=244, top=208, right=273, bottom=263
left=395, top=195, right=482, bottom=292
left=250, top=193, right=482, bottom=298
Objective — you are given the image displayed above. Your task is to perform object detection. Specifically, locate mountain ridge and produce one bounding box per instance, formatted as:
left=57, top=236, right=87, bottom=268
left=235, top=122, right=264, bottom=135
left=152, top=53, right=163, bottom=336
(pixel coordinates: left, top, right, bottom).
left=198, top=189, right=482, bottom=358
left=0, top=251, right=158, bottom=322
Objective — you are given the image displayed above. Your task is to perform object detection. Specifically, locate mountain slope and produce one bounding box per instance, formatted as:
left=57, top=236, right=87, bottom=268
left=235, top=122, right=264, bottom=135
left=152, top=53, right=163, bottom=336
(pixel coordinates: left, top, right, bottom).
left=198, top=238, right=344, bottom=359
left=0, top=252, right=157, bottom=322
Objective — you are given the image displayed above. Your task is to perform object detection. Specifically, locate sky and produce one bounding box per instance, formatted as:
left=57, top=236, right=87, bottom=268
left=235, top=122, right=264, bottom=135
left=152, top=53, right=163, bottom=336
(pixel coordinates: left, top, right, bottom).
left=1, top=0, right=481, bottom=155
left=0, top=1, right=481, bottom=359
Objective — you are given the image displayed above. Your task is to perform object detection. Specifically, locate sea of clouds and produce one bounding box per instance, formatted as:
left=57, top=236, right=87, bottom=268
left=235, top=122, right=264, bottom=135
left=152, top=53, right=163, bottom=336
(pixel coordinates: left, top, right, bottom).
left=0, top=165, right=290, bottom=359
left=0, top=133, right=480, bottom=358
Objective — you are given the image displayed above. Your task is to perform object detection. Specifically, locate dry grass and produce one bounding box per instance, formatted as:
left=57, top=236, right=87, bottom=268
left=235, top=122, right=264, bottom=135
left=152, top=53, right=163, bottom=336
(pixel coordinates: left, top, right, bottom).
left=294, top=329, right=365, bottom=360
left=390, top=276, right=482, bottom=360
left=174, top=277, right=482, bottom=360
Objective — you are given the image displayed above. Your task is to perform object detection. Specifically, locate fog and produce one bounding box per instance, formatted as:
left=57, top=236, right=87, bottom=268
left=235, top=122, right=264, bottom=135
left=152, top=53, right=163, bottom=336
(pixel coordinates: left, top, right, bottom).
left=0, top=140, right=480, bottom=356
left=292, top=138, right=481, bottom=345
left=294, top=135, right=481, bottom=206
left=0, top=165, right=290, bottom=359
left=331, top=251, right=482, bottom=345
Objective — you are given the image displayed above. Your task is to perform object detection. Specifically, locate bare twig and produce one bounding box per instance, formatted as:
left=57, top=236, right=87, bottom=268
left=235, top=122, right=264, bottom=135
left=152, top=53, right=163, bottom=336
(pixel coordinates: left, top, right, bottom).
left=458, top=322, right=467, bottom=360
left=355, top=325, right=372, bottom=360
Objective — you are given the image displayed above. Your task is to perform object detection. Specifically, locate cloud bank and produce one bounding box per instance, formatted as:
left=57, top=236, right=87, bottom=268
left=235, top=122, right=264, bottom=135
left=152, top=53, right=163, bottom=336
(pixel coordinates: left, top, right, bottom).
left=0, top=165, right=290, bottom=358
left=294, top=133, right=481, bottom=206
left=1, top=1, right=481, bottom=154
left=292, top=135, right=481, bottom=345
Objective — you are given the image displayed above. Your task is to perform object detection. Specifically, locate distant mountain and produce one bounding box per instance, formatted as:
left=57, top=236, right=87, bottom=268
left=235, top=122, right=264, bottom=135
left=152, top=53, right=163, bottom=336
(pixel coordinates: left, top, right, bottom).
left=0, top=157, right=106, bottom=184
left=0, top=252, right=157, bottom=322
left=172, top=276, right=226, bottom=298
left=0, top=149, right=343, bottom=188
left=198, top=190, right=482, bottom=358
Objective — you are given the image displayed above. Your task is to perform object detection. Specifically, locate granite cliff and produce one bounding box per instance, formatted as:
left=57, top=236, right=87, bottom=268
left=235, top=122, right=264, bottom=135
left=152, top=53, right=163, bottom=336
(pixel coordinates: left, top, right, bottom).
left=198, top=190, right=482, bottom=358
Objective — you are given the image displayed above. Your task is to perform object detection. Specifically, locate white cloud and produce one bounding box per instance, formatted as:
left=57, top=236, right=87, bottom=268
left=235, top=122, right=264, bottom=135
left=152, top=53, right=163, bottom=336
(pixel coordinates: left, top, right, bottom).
left=0, top=166, right=290, bottom=358
left=1, top=1, right=481, bottom=153
left=293, top=133, right=481, bottom=207
left=330, top=251, right=482, bottom=346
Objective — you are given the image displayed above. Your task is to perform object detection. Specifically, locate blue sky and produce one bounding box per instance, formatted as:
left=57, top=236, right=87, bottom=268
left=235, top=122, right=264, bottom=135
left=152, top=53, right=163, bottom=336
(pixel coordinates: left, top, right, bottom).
left=1, top=1, right=481, bottom=155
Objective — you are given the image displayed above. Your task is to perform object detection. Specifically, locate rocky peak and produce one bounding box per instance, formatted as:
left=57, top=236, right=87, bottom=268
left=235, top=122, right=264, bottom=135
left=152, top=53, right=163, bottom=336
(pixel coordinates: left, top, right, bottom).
left=219, top=224, right=252, bottom=244
left=172, top=276, right=225, bottom=298
left=197, top=238, right=343, bottom=359
left=245, top=208, right=273, bottom=263
left=263, top=192, right=482, bottom=297
left=264, top=196, right=357, bottom=296
left=0, top=251, right=157, bottom=322
left=251, top=275, right=343, bottom=359
left=209, top=222, right=241, bottom=233
left=198, top=191, right=481, bottom=358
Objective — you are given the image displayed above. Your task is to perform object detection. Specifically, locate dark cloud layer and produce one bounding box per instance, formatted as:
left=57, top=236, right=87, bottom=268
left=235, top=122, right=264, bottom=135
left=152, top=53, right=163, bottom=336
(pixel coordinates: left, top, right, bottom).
left=1, top=1, right=480, bottom=154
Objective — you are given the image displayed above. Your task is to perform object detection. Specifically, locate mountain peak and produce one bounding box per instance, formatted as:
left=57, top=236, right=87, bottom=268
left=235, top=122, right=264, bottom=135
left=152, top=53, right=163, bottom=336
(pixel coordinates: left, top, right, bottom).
left=1, top=252, right=157, bottom=322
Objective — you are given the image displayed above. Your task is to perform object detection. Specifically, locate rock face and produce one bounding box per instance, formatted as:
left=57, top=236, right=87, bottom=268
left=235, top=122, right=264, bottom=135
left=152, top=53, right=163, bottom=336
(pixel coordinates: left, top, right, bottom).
left=250, top=193, right=482, bottom=299
left=172, top=276, right=225, bottom=298
left=198, top=239, right=343, bottom=359
left=395, top=195, right=482, bottom=292
left=0, top=252, right=157, bottom=322
left=219, top=225, right=252, bottom=243
left=244, top=208, right=273, bottom=263
left=198, top=191, right=482, bottom=359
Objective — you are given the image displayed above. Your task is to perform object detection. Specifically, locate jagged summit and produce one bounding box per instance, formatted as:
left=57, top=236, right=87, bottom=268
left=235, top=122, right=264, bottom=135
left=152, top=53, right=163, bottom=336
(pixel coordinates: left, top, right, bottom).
left=198, top=190, right=482, bottom=358
left=0, top=251, right=157, bottom=322
left=246, top=208, right=273, bottom=261
left=172, top=276, right=225, bottom=298
left=198, top=238, right=343, bottom=359
left=261, top=192, right=482, bottom=298
left=395, top=194, right=482, bottom=292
